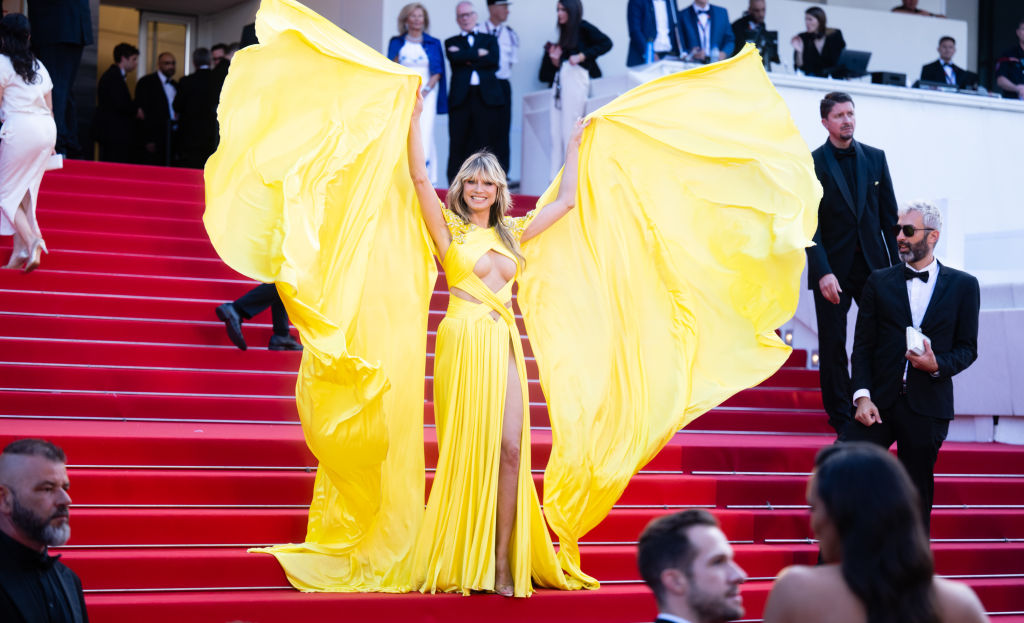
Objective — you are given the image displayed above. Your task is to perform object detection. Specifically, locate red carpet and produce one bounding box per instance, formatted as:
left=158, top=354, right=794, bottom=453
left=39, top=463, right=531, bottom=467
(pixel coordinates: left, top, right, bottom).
left=1, top=160, right=1022, bottom=622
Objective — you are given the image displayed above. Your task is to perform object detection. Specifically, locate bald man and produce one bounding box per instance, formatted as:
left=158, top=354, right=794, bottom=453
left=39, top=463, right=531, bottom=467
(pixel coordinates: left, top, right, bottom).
left=0, top=439, right=88, bottom=623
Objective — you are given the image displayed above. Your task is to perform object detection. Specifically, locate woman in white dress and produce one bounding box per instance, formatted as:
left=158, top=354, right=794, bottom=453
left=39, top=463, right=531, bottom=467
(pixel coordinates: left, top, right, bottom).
left=0, top=14, right=56, bottom=272
left=388, top=3, right=447, bottom=186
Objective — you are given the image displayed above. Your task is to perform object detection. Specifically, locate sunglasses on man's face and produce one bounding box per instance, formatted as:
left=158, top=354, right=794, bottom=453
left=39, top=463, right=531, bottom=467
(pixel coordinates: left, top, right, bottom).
left=893, top=225, right=935, bottom=237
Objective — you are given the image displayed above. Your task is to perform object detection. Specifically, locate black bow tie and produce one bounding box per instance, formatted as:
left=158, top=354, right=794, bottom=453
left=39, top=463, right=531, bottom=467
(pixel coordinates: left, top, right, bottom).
left=904, top=266, right=929, bottom=283
left=834, top=148, right=856, bottom=160
left=696, top=8, right=709, bottom=14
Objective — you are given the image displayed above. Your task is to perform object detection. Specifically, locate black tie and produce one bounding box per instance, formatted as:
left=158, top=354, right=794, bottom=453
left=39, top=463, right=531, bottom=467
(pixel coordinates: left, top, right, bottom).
left=696, top=8, right=709, bottom=15
left=904, top=266, right=929, bottom=283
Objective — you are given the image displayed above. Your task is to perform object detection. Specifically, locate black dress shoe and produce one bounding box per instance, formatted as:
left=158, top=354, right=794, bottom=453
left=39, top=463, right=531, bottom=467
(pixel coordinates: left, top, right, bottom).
left=268, top=334, right=303, bottom=351
left=216, top=302, right=247, bottom=350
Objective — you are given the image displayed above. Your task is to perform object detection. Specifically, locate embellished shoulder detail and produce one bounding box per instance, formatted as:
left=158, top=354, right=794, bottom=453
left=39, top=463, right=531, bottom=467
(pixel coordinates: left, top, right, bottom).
left=506, top=209, right=538, bottom=243
left=441, top=205, right=472, bottom=245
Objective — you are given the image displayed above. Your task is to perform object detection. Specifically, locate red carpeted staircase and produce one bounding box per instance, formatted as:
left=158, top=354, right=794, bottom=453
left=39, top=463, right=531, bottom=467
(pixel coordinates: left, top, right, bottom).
left=1, top=160, right=1022, bottom=622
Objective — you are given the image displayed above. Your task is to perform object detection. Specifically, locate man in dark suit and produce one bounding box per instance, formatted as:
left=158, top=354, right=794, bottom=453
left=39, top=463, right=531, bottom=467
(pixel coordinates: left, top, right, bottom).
left=94, top=42, right=140, bottom=163
left=807, top=91, right=899, bottom=437
left=627, top=0, right=682, bottom=67
left=637, top=509, right=747, bottom=623
left=849, top=201, right=979, bottom=532
left=678, top=0, right=734, bottom=63
left=216, top=285, right=303, bottom=351
left=0, top=439, right=89, bottom=623
left=134, top=52, right=177, bottom=166
left=445, top=1, right=502, bottom=183
left=26, top=0, right=92, bottom=157
left=174, top=48, right=218, bottom=169
left=920, top=36, right=975, bottom=89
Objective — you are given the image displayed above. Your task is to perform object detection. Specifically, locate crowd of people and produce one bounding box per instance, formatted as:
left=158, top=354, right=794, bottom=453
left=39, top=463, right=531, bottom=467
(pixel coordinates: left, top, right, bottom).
left=93, top=41, right=237, bottom=167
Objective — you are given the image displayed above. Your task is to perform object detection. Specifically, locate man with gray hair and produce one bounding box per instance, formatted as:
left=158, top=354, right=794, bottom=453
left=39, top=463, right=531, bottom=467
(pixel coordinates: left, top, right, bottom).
left=0, top=438, right=89, bottom=622
left=848, top=200, right=980, bottom=533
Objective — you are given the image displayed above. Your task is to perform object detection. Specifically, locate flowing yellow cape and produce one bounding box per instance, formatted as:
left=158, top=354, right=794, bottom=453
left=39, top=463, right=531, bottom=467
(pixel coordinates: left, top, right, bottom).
left=204, top=0, right=820, bottom=593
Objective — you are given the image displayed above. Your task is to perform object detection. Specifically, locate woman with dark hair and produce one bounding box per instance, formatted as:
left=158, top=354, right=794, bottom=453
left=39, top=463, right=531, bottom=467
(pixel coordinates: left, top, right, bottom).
left=790, top=6, right=845, bottom=78
left=539, top=0, right=610, bottom=179
left=0, top=13, right=55, bottom=272
left=406, top=90, right=593, bottom=597
left=387, top=2, right=445, bottom=184
left=762, top=443, right=989, bottom=623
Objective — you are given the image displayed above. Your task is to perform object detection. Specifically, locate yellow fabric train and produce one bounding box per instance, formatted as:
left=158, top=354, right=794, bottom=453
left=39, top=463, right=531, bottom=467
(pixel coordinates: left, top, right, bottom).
left=204, top=0, right=820, bottom=595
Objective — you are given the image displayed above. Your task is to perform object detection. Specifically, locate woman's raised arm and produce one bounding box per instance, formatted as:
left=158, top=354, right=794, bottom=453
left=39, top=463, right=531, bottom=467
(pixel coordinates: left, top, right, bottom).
left=520, top=117, right=588, bottom=244
left=407, top=90, right=451, bottom=258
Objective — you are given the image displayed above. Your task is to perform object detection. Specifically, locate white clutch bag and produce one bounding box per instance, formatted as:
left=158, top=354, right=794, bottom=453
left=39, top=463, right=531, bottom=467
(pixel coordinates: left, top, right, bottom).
left=45, top=154, right=64, bottom=171
left=906, top=326, right=929, bottom=355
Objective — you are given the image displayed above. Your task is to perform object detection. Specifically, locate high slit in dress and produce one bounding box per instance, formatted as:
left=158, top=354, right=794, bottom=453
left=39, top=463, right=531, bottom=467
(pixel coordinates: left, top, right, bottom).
left=412, top=207, right=584, bottom=597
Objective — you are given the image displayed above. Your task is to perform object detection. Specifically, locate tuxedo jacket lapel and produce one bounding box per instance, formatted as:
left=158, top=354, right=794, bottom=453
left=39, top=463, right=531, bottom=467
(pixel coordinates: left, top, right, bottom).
left=887, top=265, right=913, bottom=326
left=920, top=261, right=951, bottom=329
left=822, top=142, right=855, bottom=215
left=853, top=140, right=868, bottom=219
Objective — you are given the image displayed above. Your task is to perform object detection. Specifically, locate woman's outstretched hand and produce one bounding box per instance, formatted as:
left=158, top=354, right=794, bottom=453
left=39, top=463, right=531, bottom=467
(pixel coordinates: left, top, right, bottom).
left=568, top=116, right=590, bottom=147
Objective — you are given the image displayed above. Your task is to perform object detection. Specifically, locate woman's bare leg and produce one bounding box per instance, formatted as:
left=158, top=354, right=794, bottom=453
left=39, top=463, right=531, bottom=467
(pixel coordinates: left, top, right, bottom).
left=494, top=347, right=523, bottom=596
left=5, top=194, right=40, bottom=269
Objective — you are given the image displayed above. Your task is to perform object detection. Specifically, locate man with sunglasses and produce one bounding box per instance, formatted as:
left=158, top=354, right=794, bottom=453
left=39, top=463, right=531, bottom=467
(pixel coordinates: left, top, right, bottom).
left=847, top=201, right=979, bottom=532
left=807, top=91, right=899, bottom=438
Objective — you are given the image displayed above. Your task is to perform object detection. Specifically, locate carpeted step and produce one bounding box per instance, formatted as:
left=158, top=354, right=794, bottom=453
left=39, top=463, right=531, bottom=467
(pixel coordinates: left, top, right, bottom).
left=58, top=159, right=206, bottom=184
left=58, top=544, right=815, bottom=591
left=39, top=191, right=205, bottom=219
left=39, top=208, right=209, bottom=238
left=40, top=174, right=206, bottom=202
left=14, top=228, right=221, bottom=257
left=11, top=248, right=246, bottom=280
left=63, top=468, right=718, bottom=508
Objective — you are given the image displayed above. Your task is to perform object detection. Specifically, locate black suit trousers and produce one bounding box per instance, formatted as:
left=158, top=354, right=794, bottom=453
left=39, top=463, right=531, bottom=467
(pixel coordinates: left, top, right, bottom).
left=814, top=251, right=870, bottom=433
left=32, top=42, right=84, bottom=155
left=493, top=79, right=511, bottom=174
left=447, top=86, right=500, bottom=183
left=841, top=395, right=949, bottom=534
left=232, top=283, right=290, bottom=337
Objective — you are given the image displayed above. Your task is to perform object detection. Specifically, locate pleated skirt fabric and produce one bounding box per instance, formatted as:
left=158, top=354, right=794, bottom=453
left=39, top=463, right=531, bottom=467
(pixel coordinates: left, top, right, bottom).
left=412, top=295, right=567, bottom=597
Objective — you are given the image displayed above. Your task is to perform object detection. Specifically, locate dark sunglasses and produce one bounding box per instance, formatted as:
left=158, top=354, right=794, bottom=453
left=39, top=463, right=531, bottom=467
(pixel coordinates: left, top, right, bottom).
left=892, top=225, right=935, bottom=237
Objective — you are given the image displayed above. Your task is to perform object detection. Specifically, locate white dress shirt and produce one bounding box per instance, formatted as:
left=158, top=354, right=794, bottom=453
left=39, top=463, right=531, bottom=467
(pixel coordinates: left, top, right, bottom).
left=159, top=71, right=177, bottom=120
left=853, top=258, right=940, bottom=404
left=462, top=30, right=481, bottom=85
left=656, top=614, right=694, bottom=623
left=482, top=20, right=518, bottom=80
left=652, top=0, right=673, bottom=53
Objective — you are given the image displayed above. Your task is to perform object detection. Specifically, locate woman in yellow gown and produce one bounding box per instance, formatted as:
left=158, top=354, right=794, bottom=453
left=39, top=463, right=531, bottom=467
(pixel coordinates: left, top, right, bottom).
left=406, top=93, right=589, bottom=597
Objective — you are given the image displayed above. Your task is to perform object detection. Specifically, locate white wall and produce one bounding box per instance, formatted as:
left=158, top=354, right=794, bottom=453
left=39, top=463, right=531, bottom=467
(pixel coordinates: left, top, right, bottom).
left=197, top=0, right=259, bottom=50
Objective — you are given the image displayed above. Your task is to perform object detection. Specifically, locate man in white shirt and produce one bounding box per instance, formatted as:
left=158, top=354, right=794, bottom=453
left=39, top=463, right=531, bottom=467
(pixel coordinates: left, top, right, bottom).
left=134, top=52, right=178, bottom=166
left=637, top=510, right=748, bottom=623
left=849, top=200, right=980, bottom=533
left=480, top=0, right=518, bottom=174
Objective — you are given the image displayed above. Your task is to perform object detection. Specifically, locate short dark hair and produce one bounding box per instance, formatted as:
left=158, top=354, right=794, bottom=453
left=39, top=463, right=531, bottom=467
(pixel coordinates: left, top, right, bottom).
left=113, top=42, right=139, bottom=63
left=820, top=91, right=854, bottom=118
left=637, top=509, right=720, bottom=604
left=211, top=42, right=228, bottom=54
left=938, top=35, right=955, bottom=46
left=193, top=47, right=211, bottom=67
left=2, top=438, right=66, bottom=463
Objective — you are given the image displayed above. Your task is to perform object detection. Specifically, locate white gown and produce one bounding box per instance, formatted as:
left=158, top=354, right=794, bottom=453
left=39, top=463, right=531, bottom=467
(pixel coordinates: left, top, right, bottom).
left=396, top=40, right=438, bottom=185
left=0, top=55, right=56, bottom=236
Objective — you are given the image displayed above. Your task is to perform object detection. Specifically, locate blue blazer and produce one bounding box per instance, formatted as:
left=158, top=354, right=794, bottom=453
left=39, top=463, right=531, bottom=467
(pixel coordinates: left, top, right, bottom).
left=387, top=33, right=448, bottom=114
left=626, top=0, right=681, bottom=67
left=677, top=4, right=734, bottom=57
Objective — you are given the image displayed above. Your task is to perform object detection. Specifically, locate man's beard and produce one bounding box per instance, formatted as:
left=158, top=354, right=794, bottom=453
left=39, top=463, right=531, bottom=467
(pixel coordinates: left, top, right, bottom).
left=687, top=582, right=744, bottom=623
left=10, top=493, right=70, bottom=547
left=898, top=236, right=930, bottom=264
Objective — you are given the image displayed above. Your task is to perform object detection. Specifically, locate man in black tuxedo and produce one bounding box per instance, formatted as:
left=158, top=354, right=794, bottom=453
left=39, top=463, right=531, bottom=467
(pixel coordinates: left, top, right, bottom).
left=134, top=52, right=177, bottom=166
left=94, top=43, right=140, bottom=163
left=26, top=0, right=92, bottom=157
left=445, top=2, right=502, bottom=183
left=920, top=36, right=975, bottom=89
left=849, top=201, right=979, bottom=532
left=174, top=48, right=218, bottom=169
left=637, top=509, right=747, bottom=623
left=807, top=91, right=899, bottom=437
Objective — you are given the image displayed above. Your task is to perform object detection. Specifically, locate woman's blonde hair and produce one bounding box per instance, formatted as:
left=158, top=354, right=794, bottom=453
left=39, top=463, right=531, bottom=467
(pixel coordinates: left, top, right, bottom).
left=398, top=3, right=430, bottom=35
left=447, top=151, right=523, bottom=264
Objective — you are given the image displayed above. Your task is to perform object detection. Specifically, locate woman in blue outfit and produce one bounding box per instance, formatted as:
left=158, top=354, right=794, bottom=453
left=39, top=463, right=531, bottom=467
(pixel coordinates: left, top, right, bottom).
left=388, top=2, right=447, bottom=185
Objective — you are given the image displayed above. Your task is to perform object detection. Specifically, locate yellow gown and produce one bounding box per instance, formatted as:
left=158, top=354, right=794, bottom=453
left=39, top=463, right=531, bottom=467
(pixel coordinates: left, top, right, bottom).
left=411, top=209, right=594, bottom=596
left=205, top=0, right=821, bottom=595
